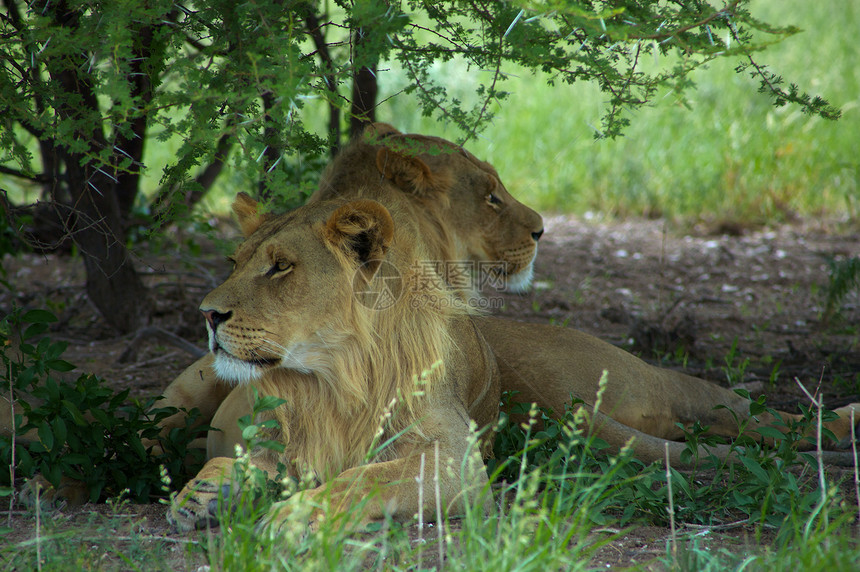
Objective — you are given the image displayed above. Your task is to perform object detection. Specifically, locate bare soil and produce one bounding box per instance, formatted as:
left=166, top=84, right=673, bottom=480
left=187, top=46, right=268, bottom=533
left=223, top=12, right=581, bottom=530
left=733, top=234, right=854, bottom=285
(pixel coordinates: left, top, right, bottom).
left=1, top=215, right=858, bottom=569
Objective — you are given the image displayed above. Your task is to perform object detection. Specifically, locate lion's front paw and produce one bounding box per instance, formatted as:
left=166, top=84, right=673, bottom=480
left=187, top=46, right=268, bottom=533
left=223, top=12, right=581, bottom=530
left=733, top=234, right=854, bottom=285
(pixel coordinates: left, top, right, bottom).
left=257, top=494, right=319, bottom=538
left=167, top=479, right=232, bottom=532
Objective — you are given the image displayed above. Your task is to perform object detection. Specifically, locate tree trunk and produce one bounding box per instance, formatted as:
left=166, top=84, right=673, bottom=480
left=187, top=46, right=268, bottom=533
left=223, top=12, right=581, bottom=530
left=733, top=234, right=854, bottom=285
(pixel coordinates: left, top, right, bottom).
left=44, top=1, right=152, bottom=333
left=349, top=23, right=379, bottom=139
left=350, top=63, right=378, bottom=138
left=258, top=91, right=283, bottom=201
left=57, top=133, right=152, bottom=334
left=303, top=8, right=341, bottom=155
left=68, top=168, right=152, bottom=333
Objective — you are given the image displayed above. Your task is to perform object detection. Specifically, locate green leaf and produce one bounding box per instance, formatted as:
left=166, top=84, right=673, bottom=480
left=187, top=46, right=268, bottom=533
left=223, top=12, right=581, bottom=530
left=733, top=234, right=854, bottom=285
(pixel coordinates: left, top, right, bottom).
left=17, top=448, right=34, bottom=476
left=45, top=463, right=62, bottom=488
left=37, top=420, right=54, bottom=452
left=732, top=490, right=754, bottom=507
left=43, top=341, right=69, bottom=361
left=51, top=417, right=67, bottom=446
left=47, top=359, right=76, bottom=372
left=17, top=366, right=35, bottom=389
left=667, top=467, right=691, bottom=497
left=61, top=400, right=88, bottom=426
left=754, top=427, right=786, bottom=442
left=739, top=455, right=770, bottom=483
left=22, top=323, right=48, bottom=340
left=90, top=409, right=111, bottom=427
left=256, top=440, right=285, bottom=453
left=22, top=309, right=58, bottom=324
left=62, top=453, right=91, bottom=465
left=45, top=376, right=60, bottom=402
left=252, top=395, right=287, bottom=415
left=749, top=401, right=768, bottom=416
left=128, top=437, right=146, bottom=460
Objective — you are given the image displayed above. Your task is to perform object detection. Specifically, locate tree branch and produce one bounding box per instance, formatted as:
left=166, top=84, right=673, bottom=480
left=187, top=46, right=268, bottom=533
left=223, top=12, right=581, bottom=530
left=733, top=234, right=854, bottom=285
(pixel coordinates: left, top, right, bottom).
left=303, top=7, right=342, bottom=155
left=0, top=165, right=51, bottom=185
left=151, top=128, right=234, bottom=218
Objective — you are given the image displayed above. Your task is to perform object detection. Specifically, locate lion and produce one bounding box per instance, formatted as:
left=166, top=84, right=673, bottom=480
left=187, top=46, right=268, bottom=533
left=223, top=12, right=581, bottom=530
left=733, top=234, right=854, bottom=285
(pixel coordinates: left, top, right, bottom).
left=310, top=122, right=545, bottom=294
left=156, top=124, right=858, bottom=476
left=5, top=125, right=857, bottom=513
left=166, top=193, right=500, bottom=531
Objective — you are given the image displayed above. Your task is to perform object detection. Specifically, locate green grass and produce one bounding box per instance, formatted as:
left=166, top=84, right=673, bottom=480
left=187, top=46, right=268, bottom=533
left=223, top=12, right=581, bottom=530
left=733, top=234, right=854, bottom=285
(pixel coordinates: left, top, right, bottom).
left=6, top=395, right=860, bottom=570
left=369, top=0, right=859, bottom=223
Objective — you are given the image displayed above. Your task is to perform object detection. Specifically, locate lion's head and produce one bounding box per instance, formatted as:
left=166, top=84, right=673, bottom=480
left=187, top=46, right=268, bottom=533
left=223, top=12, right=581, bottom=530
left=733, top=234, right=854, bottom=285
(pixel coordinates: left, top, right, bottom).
left=312, top=123, right=544, bottom=294
left=201, top=192, right=459, bottom=403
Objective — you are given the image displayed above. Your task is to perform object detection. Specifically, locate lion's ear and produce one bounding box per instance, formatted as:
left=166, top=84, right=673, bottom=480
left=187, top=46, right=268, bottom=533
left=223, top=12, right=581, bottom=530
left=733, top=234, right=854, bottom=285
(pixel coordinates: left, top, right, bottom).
left=376, top=147, right=451, bottom=199
left=232, top=192, right=264, bottom=237
left=324, top=200, right=395, bottom=281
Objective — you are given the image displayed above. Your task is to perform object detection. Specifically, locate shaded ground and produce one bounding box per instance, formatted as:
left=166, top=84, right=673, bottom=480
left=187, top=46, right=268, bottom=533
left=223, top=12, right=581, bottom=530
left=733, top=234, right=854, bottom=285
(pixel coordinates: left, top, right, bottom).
left=1, top=215, right=858, bottom=569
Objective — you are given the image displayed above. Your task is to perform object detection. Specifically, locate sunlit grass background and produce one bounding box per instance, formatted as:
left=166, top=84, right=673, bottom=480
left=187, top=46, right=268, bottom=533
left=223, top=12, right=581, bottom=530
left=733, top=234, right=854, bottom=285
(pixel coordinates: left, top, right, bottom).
left=367, top=0, right=859, bottom=223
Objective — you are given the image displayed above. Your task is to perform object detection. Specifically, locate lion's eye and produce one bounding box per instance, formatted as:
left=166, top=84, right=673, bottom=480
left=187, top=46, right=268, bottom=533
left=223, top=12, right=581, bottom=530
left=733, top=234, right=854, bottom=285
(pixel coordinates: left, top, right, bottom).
left=266, top=261, right=294, bottom=277
left=486, top=193, right=503, bottom=207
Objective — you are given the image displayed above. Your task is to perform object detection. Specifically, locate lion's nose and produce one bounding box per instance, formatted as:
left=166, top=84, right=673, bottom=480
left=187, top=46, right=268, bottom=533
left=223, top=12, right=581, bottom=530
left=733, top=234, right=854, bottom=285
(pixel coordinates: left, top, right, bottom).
left=531, top=228, right=544, bottom=242
left=201, top=309, right=232, bottom=330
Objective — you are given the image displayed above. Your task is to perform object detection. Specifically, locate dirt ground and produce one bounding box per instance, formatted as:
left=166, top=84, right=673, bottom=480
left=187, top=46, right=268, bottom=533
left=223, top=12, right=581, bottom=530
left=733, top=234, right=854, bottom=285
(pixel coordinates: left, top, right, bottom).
left=1, top=214, right=858, bottom=569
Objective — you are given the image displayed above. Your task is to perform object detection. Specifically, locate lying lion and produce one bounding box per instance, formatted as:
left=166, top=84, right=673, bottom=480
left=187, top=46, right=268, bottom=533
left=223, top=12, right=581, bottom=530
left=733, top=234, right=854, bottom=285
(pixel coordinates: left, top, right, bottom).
left=170, top=190, right=857, bottom=533
left=158, top=125, right=858, bottom=474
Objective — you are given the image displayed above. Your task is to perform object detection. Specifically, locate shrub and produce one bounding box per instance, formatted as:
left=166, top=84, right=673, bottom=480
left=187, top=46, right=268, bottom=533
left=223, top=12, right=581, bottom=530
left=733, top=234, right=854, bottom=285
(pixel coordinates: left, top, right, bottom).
left=0, top=308, right=202, bottom=503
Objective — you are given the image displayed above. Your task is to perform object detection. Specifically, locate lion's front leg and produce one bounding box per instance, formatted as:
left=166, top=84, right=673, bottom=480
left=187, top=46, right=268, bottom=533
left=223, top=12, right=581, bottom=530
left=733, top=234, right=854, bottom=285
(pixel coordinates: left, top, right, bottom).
left=262, top=439, right=491, bottom=534
left=168, top=457, right=236, bottom=531
left=167, top=454, right=280, bottom=531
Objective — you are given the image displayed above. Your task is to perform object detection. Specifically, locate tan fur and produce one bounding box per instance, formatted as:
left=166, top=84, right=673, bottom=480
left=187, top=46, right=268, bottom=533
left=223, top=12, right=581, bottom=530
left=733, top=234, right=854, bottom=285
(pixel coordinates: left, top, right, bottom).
left=476, top=317, right=858, bottom=464
left=157, top=123, right=546, bottom=464
left=167, top=195, right=500, bottom=531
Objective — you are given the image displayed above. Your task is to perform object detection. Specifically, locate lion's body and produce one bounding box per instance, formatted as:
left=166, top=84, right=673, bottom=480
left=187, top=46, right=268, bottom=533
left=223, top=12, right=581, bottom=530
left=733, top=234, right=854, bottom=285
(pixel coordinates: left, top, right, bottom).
left=187, top=315, right=860, bottom=471
left=167, top=195, right=499, bottom=531
left=474, top=317, right=858, bottom=459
